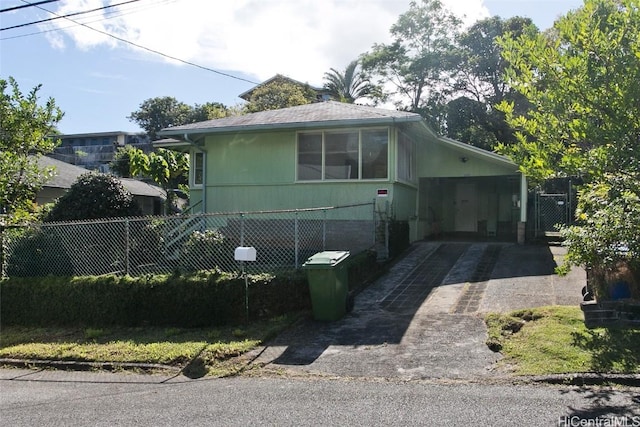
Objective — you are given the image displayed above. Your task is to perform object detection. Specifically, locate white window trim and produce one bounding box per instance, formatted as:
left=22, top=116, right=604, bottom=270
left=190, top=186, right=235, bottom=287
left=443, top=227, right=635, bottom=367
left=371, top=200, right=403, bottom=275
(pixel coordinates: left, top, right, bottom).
left=191, top=150, right=205, bottom=187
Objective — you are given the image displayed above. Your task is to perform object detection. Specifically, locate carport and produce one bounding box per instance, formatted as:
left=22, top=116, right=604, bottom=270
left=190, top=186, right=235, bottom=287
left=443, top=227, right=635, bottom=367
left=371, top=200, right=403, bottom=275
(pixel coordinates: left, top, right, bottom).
left=411, top=129, right=527, bottom=242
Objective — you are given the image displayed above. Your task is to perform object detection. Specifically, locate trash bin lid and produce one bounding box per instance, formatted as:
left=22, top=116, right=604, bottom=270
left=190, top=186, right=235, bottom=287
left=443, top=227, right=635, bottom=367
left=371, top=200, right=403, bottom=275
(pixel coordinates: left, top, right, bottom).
left=303, top=250, right=350, bottom=267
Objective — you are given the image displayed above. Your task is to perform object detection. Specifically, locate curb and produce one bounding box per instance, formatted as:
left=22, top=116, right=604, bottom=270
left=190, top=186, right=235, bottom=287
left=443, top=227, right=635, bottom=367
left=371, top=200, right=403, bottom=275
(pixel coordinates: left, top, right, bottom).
left=0, top=358, right=180, bottom=373
left=528, top=373, right=640, bottom=387
left=2, top=358, right=639, bottom=387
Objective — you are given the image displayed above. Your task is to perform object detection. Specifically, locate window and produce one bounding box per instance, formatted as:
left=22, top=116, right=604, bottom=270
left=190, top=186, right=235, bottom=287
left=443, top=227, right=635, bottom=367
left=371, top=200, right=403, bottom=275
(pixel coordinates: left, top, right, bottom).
left=193, top=151, right=204, bottom=186
left=325, top=131, right=359, bottom=179
left=398, top=132, right=414, bottom=182
left=361, top=129, right=388, bottom=179
left=297, top=133, right=322, bottom=180
left=297, top=128, right=388, bottom=181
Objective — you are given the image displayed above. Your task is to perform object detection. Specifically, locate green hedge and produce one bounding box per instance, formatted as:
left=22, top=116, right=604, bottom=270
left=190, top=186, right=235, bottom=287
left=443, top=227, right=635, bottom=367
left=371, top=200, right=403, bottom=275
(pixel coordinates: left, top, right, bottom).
left=1, top=249, right=384, bottom=328
left=0, top=270, right=310, bottom=328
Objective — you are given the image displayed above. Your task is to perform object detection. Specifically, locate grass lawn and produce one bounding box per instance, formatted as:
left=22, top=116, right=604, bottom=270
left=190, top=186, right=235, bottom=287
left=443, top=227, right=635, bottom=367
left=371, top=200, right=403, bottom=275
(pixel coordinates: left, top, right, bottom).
left=485, top=305, right=640, bottom=376
left=0, top=314, right=302, bottom=377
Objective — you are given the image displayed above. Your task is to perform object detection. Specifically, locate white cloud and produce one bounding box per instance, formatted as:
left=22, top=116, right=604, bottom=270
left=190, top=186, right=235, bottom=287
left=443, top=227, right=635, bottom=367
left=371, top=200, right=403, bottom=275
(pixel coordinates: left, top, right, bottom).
left=48, top=0, right=489, bottom=84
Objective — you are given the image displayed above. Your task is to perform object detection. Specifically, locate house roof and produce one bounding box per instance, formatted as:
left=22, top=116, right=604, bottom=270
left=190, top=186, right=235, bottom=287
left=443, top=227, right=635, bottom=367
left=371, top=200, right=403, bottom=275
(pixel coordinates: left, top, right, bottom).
left=158, top=101, right=423, bottom=138
left=156, top=101, right=517, bottom=170
left=37, top=156, right=166, bottom=198
left=237, top=74, right=325, bottom=101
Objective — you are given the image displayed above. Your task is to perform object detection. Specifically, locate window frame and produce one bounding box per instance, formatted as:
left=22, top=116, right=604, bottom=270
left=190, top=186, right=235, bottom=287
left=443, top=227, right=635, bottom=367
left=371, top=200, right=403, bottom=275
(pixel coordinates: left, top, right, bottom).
left=296, top=127, right=389, bottom=182
left=397, top=130, right=415, bottom=184
left=191, top=150, right=204, bottom=187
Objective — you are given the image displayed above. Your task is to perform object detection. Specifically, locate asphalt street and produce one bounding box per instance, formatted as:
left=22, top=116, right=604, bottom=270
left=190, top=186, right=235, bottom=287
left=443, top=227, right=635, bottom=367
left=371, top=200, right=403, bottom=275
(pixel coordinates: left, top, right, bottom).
left=1, top=369, right=639, bottom=426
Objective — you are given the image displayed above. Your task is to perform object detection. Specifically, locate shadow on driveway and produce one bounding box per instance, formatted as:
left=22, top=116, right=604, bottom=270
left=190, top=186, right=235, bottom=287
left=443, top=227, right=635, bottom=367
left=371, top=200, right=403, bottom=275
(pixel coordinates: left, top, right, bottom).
left=248, top=241, right=583, bottom=380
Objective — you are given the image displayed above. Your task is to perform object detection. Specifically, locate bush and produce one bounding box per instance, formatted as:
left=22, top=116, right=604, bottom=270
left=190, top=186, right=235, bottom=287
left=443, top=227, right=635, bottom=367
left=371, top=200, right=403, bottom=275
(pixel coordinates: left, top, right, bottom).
left=4, top=227, right=74, bottom=277
left=45, top=173, right=141, bottom=222
left=0, top=271, right=309, bottom=328
left=179, top=229, right=233, bottom=272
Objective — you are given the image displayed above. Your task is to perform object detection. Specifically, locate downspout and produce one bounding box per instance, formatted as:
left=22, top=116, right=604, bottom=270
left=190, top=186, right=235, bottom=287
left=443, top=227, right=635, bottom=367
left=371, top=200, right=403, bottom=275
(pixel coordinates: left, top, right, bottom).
left=184, top=133, right=207, bottom=214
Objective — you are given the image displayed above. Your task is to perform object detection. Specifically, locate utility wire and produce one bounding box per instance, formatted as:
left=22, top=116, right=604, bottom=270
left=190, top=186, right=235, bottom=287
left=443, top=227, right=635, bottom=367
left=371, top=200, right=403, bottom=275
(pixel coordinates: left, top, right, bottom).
left=0, top=0, right=60, bottom=14
left=1, top=0, right=176, bottom=40
left=11, top=0, right=260, bottom=85
left=1, top=0, right=143, bottom=31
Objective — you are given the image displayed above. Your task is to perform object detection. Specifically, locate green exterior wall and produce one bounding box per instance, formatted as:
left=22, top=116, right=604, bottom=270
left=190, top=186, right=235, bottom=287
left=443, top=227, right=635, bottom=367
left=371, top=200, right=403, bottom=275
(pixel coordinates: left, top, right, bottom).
left=198, top=127, right=418, bottom=221
left=185, top=121, right=522, bottom=244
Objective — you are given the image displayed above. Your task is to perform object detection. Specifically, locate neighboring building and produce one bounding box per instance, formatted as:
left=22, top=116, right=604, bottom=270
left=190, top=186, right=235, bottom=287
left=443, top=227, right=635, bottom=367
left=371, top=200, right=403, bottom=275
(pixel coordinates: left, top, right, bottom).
left=37, top=156, right=165, bottom=216
left=156, top=101, right=527, bottom=246
left=238, top=74, right=332, bottom=103
left=50, top=131, right=151, bottom=173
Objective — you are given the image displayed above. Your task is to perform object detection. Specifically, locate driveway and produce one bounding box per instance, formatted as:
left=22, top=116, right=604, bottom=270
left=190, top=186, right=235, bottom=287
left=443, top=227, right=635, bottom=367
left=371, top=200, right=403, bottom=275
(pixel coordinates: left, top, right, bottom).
left=247, top=241, right=585, bottom=380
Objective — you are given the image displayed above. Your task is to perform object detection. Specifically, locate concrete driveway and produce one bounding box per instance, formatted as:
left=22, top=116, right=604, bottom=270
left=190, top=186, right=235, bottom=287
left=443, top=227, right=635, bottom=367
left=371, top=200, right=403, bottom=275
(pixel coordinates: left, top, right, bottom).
left=247, top=241, right=585, bottom=380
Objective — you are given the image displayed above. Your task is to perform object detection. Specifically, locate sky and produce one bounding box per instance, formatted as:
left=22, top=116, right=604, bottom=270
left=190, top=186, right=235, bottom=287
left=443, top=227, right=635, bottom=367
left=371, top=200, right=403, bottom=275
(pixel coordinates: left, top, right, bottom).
left=1, top=0, right=584, bottom=135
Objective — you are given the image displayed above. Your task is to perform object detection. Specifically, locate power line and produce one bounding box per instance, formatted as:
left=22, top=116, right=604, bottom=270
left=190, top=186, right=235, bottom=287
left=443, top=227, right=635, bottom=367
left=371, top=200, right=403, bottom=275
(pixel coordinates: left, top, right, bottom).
left=0, top=0, right=60, bottom=14
left=9, top=0, right=260, bottom=85
left=1, top=0, right=177, bottom=41
left=1, top=0, right=143, bottom=31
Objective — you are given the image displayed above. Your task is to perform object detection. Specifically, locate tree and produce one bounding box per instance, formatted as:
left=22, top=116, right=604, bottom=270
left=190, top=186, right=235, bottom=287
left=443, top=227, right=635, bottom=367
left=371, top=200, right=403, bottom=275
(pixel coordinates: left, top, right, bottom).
left=45, top=173, right=141, bottom=221
left=129, top=147, right=188, bottom=213
left=361, top=0, right=462, bottom=118
left=128, top=96, right=192, bottom=140
left=446, top=16, right=538, bottom=149
left=497, top=0, right=640, bottom=284
left=189, top=102, right=229, bottom=122
left=244, top=77, right=317, bottom=113
left=109, top=145, right=138, bottom=178
left=0, top=77, right=64, bottom=219
left=323, top=59, right=374, bottom=103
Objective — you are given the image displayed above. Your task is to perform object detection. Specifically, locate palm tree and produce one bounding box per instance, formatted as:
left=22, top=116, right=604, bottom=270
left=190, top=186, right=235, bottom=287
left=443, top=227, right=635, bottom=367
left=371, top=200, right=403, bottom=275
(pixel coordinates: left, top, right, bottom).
left=323, top=59, right=373, bottom=103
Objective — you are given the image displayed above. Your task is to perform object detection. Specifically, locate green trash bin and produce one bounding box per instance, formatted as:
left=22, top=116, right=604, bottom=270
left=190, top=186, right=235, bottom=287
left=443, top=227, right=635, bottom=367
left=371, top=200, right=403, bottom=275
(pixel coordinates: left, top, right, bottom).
left=303, top=250, right=350, bottom=321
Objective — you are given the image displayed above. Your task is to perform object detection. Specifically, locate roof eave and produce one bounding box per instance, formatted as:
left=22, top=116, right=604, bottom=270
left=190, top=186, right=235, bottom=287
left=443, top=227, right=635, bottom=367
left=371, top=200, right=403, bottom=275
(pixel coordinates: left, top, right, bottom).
left=158, top=115, right=422, bottom=138
left=413, top=120, right=518, bottom=170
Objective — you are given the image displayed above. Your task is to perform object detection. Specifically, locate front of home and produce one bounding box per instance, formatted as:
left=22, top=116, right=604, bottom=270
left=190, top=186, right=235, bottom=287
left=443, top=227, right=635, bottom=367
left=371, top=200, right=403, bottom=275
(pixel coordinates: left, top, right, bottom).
left=157, top=101, right=526, bottom=246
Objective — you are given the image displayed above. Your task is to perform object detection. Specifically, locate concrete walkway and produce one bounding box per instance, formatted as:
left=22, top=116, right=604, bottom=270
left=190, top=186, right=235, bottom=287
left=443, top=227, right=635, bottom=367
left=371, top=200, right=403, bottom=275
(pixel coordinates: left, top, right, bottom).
left=247, top=241, right=585, bottom=381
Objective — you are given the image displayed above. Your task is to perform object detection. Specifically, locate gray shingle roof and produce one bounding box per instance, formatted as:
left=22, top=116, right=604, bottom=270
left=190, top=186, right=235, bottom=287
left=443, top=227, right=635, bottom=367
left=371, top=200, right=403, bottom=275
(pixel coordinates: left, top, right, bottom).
left=159, top=101, right=422, bottom=136
left=38, top=156, right=165, bottom=198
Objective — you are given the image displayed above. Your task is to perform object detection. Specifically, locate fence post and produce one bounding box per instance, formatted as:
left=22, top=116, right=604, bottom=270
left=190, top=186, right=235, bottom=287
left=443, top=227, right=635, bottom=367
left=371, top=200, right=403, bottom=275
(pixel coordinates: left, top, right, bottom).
left=125, top=219, right=130, bottom=276
left=385, top=200, right=390, bottom=259
left=0, top=224, right=5, bottom=279
left=294, top=211, right=299, bottom=269
left=240, top=213, right=245, bottom=246
left=322, top=209, right=327, bottom=250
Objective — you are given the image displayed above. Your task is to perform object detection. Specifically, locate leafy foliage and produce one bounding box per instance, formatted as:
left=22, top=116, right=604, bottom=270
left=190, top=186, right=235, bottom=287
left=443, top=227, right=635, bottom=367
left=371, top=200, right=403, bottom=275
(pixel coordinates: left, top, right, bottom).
left=109, top=144, right=138, bottom=178
left=128, top=97, right=229, bottom=140
left=497, top=0, right=640, bottom=280
left=361, top=0, right=462, bottom=115
left=448, top=16, right=538, bottom=149
left=129, top=147, right=188, bottom=212
left=0, top=77, right=64, bottom=217
left=45, top=173, right=141, bottom=221
left=0, top=271, right=310, bottom=327
left=323, top=59, right=375, bottom=103
left=244, top=77, right=317, bottom=113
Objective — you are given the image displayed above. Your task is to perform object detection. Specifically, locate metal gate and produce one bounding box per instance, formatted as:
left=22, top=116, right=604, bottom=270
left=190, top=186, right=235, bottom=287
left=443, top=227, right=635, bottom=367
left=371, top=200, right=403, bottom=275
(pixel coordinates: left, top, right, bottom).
left=535, top=193, right=570, bottom=237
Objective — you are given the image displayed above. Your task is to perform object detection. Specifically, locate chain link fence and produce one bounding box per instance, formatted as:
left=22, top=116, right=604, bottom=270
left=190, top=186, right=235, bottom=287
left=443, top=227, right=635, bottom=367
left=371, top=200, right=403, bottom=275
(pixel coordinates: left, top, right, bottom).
left=534, top=193, right=570, bottom=237
left=2, top=202, right=385, bottom=278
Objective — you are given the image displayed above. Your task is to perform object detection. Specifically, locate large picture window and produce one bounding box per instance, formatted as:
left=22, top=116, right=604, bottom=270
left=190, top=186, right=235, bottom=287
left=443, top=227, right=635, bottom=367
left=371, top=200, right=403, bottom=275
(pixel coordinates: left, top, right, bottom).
left=297, top=128, right=388, bottom=181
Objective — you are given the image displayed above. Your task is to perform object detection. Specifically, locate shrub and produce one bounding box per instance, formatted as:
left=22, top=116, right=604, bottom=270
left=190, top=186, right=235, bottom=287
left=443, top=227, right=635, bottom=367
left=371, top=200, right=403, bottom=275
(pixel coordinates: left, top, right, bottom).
left=0, top=270, right=309, bottom=328
left=45, top=173, right=141, bottom=222
left=4, top=227, right=74, bottom=277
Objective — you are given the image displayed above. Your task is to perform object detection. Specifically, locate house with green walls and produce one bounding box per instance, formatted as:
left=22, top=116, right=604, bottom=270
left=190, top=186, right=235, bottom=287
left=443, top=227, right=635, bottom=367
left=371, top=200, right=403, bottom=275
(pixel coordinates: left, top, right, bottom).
left=156, top=101, right=527, bottom=245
